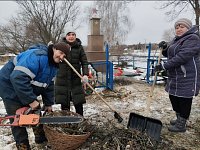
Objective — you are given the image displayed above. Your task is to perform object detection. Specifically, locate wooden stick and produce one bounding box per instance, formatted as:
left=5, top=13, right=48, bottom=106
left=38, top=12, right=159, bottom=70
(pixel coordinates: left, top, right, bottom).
left=63, top=58, right=122, bottom=119
left=146, top=48, right=163, bottom=115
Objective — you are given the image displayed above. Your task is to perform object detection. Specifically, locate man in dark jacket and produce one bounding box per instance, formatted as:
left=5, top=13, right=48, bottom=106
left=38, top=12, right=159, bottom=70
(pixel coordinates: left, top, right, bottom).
left=55, top=30, right=89, bottom=116
left=0, top=42, right=70, bottom=150
left=155, top=18, right=200, bottom=132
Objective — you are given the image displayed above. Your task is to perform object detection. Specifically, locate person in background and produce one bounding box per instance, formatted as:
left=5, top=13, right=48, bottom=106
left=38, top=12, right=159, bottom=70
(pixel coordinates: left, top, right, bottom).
left=155, top=18, right=200, bottom=132
left=55, top=30, right=89, bottom=116
left=0, top=42, right=70, bottom=150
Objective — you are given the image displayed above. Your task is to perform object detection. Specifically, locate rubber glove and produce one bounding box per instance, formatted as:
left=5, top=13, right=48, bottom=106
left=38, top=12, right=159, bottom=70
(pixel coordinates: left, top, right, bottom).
left=82, top=75, right=88, bottom=83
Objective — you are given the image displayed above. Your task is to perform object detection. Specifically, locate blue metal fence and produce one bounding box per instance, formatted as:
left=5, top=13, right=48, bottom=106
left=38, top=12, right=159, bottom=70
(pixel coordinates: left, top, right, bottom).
left=88, top=43, right=114, bottom=90
left=146, top=43, right=158, bottom=84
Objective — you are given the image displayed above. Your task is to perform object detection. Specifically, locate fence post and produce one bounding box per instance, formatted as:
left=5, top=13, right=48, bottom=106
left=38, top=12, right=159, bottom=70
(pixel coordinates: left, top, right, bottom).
left=105, top=42, right=113, bottom=90
left=146, top=43, right=152, bottom=83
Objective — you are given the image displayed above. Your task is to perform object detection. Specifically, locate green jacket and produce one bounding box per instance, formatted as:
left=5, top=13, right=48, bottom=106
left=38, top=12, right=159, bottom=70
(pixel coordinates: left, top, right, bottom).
left=55, top=38, right=89, bottom=106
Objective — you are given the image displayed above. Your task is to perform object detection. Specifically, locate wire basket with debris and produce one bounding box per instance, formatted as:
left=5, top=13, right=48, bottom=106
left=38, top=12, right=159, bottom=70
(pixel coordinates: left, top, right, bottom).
left=43, top=110, right=93, bottom=150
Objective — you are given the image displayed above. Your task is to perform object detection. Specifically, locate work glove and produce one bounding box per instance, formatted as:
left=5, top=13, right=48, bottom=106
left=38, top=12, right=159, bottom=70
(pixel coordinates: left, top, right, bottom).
left=29, top=100, right=40, bottom=110
left=82, top=75, right=88, bottom=83
left=154, top=63, right=165, bottom=72
left=158, top=41, right=167, bottom=49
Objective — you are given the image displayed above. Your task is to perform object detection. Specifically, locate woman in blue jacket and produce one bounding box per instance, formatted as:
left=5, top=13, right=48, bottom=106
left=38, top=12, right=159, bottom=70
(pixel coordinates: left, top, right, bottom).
left=0, top=42, right=70, bottom=149
left=155, top=18, right=200, bottom=132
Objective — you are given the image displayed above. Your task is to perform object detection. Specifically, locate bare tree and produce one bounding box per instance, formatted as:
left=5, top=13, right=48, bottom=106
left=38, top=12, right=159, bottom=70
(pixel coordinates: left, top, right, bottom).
left=158, top=0, right=200, bottom=30
left=16, top=0, right=79, bottom=43
left=163, top=28, right=175, bottom=42
left=0, top=17, right=30, bottom=53
left=0, top=0, right=79, bottom=52
left=93, top=1, right=133, bottom=46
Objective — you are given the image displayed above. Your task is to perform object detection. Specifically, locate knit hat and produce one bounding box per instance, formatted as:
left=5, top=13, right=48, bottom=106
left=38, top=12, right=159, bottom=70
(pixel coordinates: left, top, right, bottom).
left=66, top=31, right=76, bottom=36
left=66, top=27, right=76, bottom=36
left=174, top=18, right=192, bottom=29
left=53, top=42, right=70, bottom=56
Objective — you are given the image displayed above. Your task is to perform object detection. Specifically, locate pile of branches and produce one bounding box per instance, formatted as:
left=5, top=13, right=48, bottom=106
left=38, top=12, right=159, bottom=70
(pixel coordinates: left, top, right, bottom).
left=46, top=119, right=92, bottom=136
left=44, top=111, right=174, bottom=150
left=79, top=122, right=173, bottom=150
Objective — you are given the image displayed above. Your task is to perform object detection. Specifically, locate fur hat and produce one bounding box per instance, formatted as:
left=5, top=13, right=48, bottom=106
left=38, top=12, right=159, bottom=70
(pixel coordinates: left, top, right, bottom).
left=174, top=18, right=192, bottom=29
left=53, top=42, right=70, bottom=56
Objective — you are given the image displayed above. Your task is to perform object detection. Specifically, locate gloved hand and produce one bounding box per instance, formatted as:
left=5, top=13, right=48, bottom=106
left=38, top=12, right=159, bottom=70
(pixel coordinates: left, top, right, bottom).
left=154, top=63, right=165, bottom=72
left=82, top=75, right=88, bottom=83
left=29, top=100, right=40, bottom=110
left=158, top=41, right=167, bottom=49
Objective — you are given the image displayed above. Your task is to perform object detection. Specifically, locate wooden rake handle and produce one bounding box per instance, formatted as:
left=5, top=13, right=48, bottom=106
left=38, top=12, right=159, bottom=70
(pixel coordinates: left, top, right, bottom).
left=63, top=58, right=118, bottom=113
left=150, top=48, right=163, bottom=97
left=146, top=48, right=163, bottom=115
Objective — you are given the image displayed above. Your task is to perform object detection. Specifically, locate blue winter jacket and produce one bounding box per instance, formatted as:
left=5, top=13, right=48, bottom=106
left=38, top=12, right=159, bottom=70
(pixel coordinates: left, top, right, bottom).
left=163, top=26, right=200, bottom=98
left=0, top=44, right=58, bottom=106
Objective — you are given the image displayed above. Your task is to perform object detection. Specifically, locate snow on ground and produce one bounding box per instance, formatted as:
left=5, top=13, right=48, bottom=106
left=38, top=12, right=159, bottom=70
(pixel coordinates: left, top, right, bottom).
left=0, top=50, right=199, bottom=149
left=0, top=100, right=14, bottom=150
left=0, top=76, right=200, bottom=149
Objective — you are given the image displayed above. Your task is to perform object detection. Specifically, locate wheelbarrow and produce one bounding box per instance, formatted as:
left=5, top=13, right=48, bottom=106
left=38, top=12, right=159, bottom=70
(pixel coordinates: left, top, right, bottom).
left=127, top=48, right=163, bottom=141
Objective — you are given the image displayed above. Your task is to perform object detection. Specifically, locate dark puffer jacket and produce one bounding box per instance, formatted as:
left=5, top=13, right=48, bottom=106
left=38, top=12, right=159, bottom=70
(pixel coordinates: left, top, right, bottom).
left=55, top=38, right=89, bottom=106
left=163, top=26, right=200, bottom=98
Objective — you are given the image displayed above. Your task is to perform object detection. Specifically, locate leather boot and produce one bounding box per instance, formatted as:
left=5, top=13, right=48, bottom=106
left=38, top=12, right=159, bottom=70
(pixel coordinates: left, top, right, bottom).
left=170, top=113, right=180, bottom=125
left=16, top=141, right=31, bottom=150
left=168, top=116, right=187, bottom=132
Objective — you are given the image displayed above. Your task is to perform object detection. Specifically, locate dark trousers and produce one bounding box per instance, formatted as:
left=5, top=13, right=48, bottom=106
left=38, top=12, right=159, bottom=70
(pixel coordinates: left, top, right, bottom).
left=169, top=95, right=193, bottom=119
left=61, top=103, right=83, bottom=116
left=61, top=92, right=83, bottom=116
left=3, top=99, right=29, bottom=144
left=74, top=103, right=83, bottom=116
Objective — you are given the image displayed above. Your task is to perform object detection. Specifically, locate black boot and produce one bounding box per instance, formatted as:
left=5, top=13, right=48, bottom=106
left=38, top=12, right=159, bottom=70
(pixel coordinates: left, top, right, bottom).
left=75, top=103, right=83, bottom=116
left=16, top=141, right=31, bottom=150
left=168, top=116, right=187, bottom=132
left=170, top=113, right=180, bottom=125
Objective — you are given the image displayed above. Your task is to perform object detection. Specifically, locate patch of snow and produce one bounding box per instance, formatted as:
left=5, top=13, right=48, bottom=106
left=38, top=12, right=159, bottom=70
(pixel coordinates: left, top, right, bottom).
left=0, top=101, right=6, bottom=114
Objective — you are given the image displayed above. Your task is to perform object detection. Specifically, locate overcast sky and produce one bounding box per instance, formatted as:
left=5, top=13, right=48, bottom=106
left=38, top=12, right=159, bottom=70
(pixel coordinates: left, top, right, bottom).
left=0, top=1, right=194, bottom=46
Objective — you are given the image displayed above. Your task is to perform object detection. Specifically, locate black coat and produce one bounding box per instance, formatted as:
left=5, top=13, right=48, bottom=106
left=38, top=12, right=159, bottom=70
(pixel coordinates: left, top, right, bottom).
left=55, top=38, right=89, bottom=106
